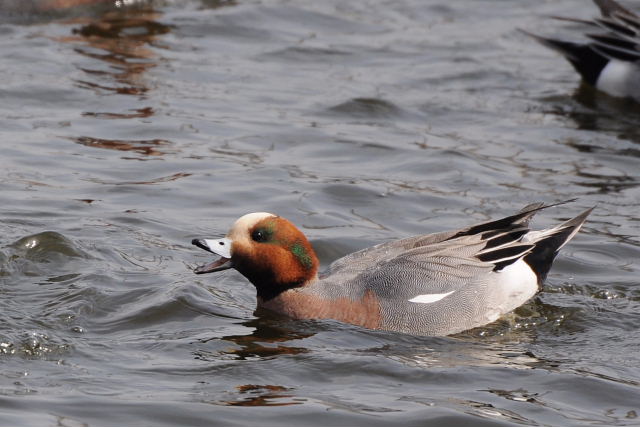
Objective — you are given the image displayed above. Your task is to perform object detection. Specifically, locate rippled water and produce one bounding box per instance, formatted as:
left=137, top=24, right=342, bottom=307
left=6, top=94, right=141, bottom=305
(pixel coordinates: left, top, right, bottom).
left=1, top=0, right=639, bottom=425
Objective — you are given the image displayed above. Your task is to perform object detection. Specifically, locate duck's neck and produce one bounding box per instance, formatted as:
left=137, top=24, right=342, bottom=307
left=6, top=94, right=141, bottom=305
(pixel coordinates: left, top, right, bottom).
left=254, top=273, right=319, bottom=302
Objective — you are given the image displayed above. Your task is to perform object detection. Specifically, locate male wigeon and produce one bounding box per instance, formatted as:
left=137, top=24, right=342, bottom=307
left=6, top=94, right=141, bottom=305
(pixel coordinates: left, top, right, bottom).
left=522, top=0, right=640, bottom=102
left=191, top=202, right=591, bottom=336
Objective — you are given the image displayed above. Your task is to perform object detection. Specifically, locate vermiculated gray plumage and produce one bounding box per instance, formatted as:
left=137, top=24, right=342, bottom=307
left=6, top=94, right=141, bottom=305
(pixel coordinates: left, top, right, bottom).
left=309, top=203, right=592, bottom=335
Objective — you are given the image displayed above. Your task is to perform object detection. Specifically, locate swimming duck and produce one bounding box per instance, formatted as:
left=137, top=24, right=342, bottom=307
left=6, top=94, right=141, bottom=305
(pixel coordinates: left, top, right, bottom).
left=191, top=203, right=591, bottom=336
left=522, top=0, right=640, bottom=102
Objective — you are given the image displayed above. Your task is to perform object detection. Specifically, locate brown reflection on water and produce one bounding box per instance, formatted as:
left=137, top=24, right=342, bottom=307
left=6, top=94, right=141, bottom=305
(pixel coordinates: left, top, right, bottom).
left=222, top=319, right=312, bottom=360
left=71, top=135, right=171, bottom=156
left=50, top=3, right=175, bottom=157
left=23, top=0, right=111, bottom=12
left=224, top=384, right=303, bottom=407
left=198, top=318, right=312, bottom=361
left=82, top=106, right=154, bottom=119
left=61, top=6, right=171, bottom=99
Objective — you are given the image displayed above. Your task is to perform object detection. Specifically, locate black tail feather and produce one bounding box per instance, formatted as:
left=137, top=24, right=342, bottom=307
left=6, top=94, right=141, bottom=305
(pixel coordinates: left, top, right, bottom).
left=524, top=208, right=593, bottom=286
left=448, top=199, right=576, bottom=241
left=594, top=0, right=637, bottom=18
left=523, top=230, right=572, bottom=286
left=478, top=244, right=534, bottom=272
left=519, top=29, right=609, bottom=86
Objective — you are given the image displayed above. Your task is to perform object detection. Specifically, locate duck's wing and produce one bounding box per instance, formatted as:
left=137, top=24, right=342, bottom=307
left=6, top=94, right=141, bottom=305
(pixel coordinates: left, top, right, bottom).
left=318, top=205, right=591, bottom=337
left=332, top=203, right=591, bottom=302
left=351, top=224, right=534, bottom=301
left=324, top=202, right=554, bottom=282
left=322, top=230, right=456, bottom=280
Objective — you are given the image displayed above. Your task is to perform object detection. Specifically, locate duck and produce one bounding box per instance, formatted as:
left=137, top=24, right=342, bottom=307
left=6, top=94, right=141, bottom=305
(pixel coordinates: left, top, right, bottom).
left=521, top=0, right=640, bottom=102
left=191, top=202, right=592, bottom=336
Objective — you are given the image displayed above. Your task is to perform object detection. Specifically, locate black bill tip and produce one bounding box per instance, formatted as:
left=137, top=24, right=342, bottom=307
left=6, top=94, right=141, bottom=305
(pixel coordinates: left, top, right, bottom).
left=192, top=238, right=212, bottom=253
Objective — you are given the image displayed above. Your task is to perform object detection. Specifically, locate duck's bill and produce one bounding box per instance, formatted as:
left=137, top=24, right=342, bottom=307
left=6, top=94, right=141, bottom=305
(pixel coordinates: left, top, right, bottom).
left=193, top=256, right=232, bottom=274
left=191, top=237, right=233, bottom=274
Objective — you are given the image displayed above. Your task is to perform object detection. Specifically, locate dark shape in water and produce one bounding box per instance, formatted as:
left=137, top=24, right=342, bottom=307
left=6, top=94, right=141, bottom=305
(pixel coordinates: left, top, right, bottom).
left=327, top=97, right=406, bottom=119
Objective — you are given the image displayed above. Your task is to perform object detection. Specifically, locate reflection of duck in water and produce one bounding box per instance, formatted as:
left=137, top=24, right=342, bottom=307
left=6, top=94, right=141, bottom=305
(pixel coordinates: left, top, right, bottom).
left=54, top=0, right=173, bottom=156
left=192, top=203, right=591, bottom=336
left=4, top=0, right=113, bottom=13
left=522, top=0, right=640, bottom=102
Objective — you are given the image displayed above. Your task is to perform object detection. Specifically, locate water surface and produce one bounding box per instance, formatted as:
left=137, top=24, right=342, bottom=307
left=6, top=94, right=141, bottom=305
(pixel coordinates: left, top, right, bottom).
left=1, top=0, right=639, bottom=425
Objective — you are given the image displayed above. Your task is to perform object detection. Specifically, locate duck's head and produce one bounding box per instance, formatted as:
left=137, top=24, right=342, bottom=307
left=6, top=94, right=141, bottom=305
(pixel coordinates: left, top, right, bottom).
left=191, top=212, right=319, bottom=300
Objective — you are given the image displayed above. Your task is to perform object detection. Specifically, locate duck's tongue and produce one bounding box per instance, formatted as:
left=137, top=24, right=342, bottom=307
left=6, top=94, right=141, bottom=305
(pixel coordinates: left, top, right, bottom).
left=194, top=256, right=232, bottom=274
left=191, top=237, right=233, bottom=274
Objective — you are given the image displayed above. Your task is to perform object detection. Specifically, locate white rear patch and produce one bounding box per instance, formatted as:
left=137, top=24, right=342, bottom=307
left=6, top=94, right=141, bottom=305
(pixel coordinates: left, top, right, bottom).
left=408, top=290, right=454, bottom=304
left=596, top=60, right=640, bottom=99
left=490, top=259, right=538, bottom=313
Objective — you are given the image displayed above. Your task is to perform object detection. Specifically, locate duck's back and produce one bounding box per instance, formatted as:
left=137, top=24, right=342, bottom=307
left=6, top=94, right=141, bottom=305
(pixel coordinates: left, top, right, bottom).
left=315, top=232, right=535, bottom=336
left=304, top=204, right=589, bottom=336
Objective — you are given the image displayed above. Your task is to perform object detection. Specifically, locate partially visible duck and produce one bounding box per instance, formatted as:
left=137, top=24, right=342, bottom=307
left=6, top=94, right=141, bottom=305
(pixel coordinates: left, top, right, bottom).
left=191, top=203, right=591, bottom=336
left=521, top=0, right=640, bottom=102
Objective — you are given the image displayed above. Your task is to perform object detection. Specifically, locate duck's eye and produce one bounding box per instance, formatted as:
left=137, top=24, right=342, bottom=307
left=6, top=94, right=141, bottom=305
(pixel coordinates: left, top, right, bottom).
left=251, top=229, right=268, bottom=242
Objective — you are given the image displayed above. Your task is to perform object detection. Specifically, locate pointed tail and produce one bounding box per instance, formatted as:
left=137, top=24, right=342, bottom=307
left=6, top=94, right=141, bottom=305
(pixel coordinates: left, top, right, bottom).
left=523, top=207, right=593, bottom=286
left=519, top=29, right=608, bottom=86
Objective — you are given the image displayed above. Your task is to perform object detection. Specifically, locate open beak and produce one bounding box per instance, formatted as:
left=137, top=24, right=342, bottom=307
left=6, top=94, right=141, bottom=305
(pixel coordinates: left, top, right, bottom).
left=191, top=237, right=233, bottom=274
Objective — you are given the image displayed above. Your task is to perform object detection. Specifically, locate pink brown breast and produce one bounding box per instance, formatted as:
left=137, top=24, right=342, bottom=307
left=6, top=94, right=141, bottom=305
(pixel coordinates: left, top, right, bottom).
left=257, top=289, right=382, bottom=330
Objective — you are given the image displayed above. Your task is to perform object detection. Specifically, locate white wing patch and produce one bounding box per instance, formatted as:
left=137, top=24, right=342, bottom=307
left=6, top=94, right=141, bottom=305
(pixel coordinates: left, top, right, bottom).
left=408, top=290, right=454, bottom=304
